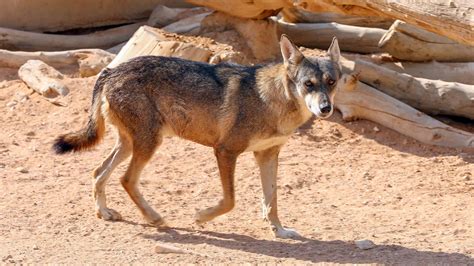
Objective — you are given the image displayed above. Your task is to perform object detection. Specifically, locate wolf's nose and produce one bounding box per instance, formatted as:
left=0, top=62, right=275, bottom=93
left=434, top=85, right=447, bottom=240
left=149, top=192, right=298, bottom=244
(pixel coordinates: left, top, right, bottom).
left=320, top=104, right=332, bottom=114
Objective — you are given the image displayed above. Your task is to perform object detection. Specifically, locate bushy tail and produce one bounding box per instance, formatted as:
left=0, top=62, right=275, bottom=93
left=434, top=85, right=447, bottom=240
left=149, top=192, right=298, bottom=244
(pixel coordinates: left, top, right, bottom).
left=53, top=69, right=110, bottom=154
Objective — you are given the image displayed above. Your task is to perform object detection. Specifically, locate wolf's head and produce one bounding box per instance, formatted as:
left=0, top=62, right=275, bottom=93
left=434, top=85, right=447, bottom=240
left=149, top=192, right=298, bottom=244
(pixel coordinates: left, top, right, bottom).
left=280, top=35, right=342, bottom=119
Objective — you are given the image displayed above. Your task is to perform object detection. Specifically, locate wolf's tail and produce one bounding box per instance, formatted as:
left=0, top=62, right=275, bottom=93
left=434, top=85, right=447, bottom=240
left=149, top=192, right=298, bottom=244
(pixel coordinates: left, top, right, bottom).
left=53, top=69, right=111, bottom=154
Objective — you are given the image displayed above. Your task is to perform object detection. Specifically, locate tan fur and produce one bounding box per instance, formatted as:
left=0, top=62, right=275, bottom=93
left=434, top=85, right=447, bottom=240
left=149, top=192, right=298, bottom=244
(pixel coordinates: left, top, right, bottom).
left=53, top=35, right=342, bottom=238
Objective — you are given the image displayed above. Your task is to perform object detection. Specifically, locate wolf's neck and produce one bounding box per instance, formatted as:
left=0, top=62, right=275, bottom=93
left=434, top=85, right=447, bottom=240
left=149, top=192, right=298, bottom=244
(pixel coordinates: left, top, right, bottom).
left=256, top=63, right=312, bottom=129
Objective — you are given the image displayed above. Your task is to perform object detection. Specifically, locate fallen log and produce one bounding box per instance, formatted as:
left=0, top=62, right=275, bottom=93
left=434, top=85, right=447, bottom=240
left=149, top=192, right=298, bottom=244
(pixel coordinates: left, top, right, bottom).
left=0, top=22, right=144, bottom=51
left=0, top=0, right=193, bottom=32
left=281, top=8, right=394, bottom=29
left=294, top=0, right=474, bottom=46
left=187, top=0, right=288, bottom=19
left=163, top=12, right=211, bottom=35
left=335, top=74, right=474, bottom=148
left=147, top=5, right=209, bottom=28
left=189, top=0, right=473, bottom=45
left=341, top=58, right=474, bottom=85
left=379, top=20, right=474, bottom=62
left=353, top=60, right=474, bottom=120
left=108, top=26, right=212, bottom=68
left=0, top=49, right=114, bottom=77
left=276, top=20, right=385, bottom=53
left=18, top=60, right=69, bottom=98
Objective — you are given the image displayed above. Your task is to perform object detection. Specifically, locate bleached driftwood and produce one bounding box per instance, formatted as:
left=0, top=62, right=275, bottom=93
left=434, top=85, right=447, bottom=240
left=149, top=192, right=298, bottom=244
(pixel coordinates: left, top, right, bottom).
left=0, top=49, right=114, bottom=77
left=163, top=12, right=211, bottom=35
left=341, top=58, right=474, bottom=85
left=0, top=22, right=144, bottom=51
left=201, top=12, right=280, bottom=61
left=281, top=8, right=393, bottom=29
left=189, top=0, right=473, bottom=45
left=18, top=60, right=69, bottom=98
left=147, top=5, right=209, bottom=28
left=0, top=0, right=193, bottom=32
left=335, top=74, right=474, bottom=148
left=276, top=20, right=385, bottom=53
left=187, top=0, right=288, bottom=19
left=108, top=26, right=212, bottom=68
left=353, top=60, right=474, bottom=119
left=379, top=20, right=474, bottom=62
left=294, top=0, right=474, bottom=45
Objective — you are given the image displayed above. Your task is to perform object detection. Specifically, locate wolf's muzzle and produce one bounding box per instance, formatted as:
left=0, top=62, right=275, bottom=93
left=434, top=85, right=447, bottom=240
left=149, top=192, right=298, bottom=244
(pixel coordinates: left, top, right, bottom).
left=319, top=94, right=332, bottom=114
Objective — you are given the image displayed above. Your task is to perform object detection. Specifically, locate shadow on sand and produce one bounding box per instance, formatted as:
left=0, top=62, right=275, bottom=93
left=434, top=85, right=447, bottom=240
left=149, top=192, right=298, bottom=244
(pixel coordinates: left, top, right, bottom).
left=141, top=227, right=473, bottom=264
left=298, top=112, right=474, bottom=163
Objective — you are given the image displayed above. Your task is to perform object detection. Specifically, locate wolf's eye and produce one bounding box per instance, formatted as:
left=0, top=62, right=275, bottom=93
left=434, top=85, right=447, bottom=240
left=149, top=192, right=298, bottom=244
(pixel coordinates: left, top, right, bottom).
left=304, top=80, right=313, bottom=87
left=328, top=78, right=335, bottom=86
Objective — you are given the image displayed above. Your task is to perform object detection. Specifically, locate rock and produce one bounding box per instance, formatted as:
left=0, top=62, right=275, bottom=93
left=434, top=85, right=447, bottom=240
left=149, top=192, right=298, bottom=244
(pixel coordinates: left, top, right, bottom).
left=6, top=101, right=17, bottom=108
left=155, top=242, right=187, bottom=254
left=355, top=239, right=376, bottom=250
left=16, top=167, right=28, bottom=173
left=201, top=12, right=280, bottom=61
left=209, top=51, right=245, bottom=64
left=373, top=126, right=380, bottom=132
left=18, top=60, right=69, bottom=98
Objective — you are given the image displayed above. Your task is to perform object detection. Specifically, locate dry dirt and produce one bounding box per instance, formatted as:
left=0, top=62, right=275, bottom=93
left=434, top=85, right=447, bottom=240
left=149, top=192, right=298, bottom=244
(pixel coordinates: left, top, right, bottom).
left=0, top=49, right=473, bottom=264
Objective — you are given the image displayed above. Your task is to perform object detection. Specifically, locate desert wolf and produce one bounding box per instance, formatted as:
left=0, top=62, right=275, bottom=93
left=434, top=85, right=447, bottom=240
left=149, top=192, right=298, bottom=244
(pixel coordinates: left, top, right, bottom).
left=53, top=35, right=342, bottom=238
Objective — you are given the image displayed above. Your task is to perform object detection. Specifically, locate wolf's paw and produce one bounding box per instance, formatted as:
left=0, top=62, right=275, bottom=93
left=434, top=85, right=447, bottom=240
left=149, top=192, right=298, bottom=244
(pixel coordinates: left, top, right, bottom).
left=194, top=209, right=214, bottom=225
left=273, top=226, right=301, bottom=239
left=97, top=208, right=122, bottom=221
left=145, top=215, right=167, bottom=227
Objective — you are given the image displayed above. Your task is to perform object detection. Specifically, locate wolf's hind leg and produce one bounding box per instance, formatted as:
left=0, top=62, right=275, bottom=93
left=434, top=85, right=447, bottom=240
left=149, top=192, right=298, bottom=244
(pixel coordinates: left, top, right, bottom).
left=93, top=132, right=132, bottom=221
left=254, top=146, right=301, bottom=239
left=120, top=137, right=165, bottom=226
left=195, top=148, right=237, bottom=224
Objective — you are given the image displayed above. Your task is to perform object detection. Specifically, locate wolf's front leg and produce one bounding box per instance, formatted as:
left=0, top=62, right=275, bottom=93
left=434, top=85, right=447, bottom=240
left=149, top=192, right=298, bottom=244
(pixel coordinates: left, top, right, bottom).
left=254, top=146, right=301, bottom=239
left=195, top=148, right=237, bottom=223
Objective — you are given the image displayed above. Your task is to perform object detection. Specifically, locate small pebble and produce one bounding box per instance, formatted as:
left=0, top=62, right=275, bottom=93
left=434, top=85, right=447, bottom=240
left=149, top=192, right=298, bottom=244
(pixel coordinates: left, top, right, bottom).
left=355, top=239, right=376, bottom=250
left=373, top=126, right=380, bottom=132
left=6, top=101, right=17, bottom=108
left=155, top=243, right=187, bottom=254
left=16, top=167, right=28, bottom=173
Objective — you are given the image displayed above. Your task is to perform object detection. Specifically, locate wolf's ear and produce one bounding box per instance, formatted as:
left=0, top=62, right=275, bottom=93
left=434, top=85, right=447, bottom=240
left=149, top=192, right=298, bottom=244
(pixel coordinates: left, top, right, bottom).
left=328, top=37, right=342, bottom=71
left=280, top=34, right=304, bottom=66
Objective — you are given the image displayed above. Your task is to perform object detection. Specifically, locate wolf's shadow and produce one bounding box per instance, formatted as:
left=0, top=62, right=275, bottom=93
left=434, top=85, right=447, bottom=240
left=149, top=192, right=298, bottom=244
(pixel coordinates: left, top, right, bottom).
left=142, top=227, right=473, bottom=264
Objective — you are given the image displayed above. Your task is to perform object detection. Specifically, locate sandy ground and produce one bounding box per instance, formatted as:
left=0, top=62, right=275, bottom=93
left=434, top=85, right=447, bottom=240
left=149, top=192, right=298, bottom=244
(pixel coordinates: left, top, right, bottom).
left=0, top=57, right=473, bottom=264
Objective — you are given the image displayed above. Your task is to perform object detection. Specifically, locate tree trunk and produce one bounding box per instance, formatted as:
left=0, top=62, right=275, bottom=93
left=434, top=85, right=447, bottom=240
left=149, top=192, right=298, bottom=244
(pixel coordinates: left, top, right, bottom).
left=0, top=0, right=193, bottom=32
left=335, top=74, right=474, bottom=148
left=0, top=49, right=114, bottom=77
left=108, top=26, right=212, bottom=68
left=186, top=0, right=289, bottom=19
left=379, top=20, right=474, bottom=62
left=341, top=57, right=474, bottom=85
left=189, top=0, right=473, bottom=45
left=294, top=0, right=474, bottom=45
left=0, top=22, right=144, bottom=51
left=354, top=60, right=474, bottom=119
left=281, top=8, right=394, bottom=29
left=277, top=19, right=385, bottom=53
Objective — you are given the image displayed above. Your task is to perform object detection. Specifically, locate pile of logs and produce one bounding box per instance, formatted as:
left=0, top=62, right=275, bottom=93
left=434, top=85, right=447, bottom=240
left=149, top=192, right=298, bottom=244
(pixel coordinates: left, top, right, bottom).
left=1, top=0, right=473, bottom=148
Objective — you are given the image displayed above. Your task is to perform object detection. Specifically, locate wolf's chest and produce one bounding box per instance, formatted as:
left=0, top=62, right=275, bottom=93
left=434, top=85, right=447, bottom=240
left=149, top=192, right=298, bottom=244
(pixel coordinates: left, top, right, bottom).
left=245, top=135, right=289, bottom=152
